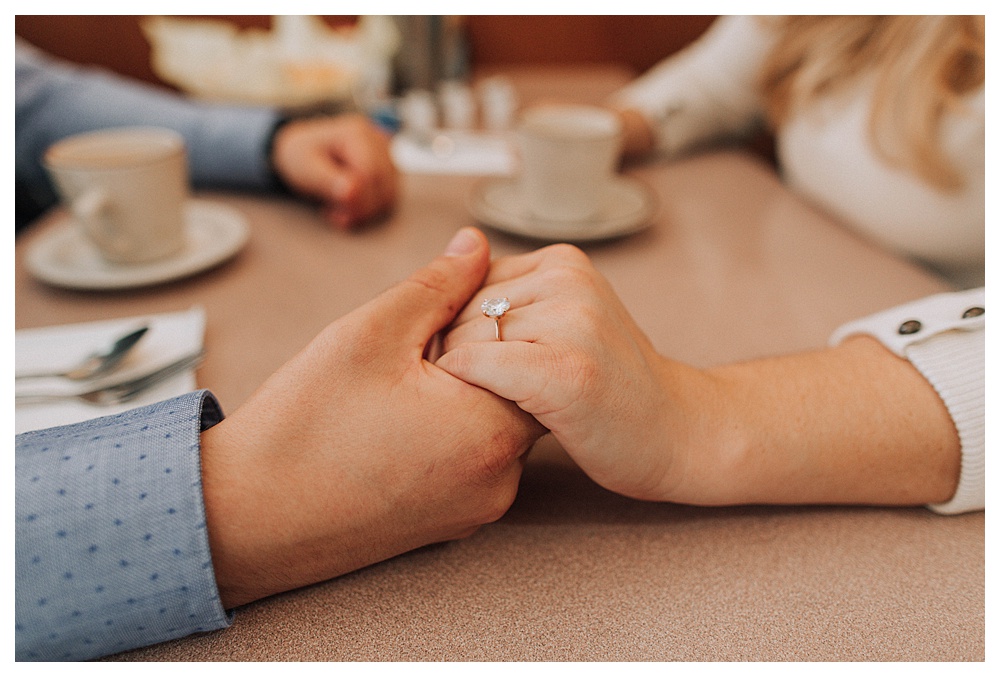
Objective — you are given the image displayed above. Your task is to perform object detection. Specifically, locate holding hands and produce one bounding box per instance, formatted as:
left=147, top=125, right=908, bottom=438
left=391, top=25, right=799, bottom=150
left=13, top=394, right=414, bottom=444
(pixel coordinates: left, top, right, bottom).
left=438, top=236, right=961, bottom=509
left=195, top=229, right=965, bottom=612
left=199, top=227, right=544, bottom=608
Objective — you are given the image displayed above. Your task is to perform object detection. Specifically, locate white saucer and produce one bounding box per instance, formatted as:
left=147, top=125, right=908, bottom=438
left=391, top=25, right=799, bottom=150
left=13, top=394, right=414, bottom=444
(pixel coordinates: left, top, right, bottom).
left=467, top=176, right=657, bottom=243
left=26, top=200, right=249, bottom=290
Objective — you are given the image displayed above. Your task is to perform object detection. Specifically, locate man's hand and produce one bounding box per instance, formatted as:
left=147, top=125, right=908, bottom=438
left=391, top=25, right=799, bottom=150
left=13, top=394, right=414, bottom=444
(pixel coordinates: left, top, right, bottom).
left=200, top=227, right=545, bottom=608
left=270, top=113, right=398, bottom=230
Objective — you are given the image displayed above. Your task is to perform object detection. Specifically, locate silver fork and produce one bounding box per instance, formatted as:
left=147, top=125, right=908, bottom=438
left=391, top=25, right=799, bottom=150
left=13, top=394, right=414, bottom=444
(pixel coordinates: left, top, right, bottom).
left=15, top=351, right=205, bottom=406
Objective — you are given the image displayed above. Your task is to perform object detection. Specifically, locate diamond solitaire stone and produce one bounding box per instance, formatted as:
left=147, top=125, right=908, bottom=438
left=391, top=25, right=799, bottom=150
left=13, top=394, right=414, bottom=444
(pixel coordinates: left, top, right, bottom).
left=481, top=297, right=510, bottom=317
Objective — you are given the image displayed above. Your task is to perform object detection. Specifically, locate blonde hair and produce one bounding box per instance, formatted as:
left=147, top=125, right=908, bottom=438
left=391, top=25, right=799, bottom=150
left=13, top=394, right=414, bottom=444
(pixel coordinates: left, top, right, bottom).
left=758, top=16, right=984, bottom=190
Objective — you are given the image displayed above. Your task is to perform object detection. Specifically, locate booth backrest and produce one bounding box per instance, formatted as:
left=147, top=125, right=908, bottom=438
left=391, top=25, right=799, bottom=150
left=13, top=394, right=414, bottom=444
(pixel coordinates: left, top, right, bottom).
left=15, top=15, right=715, bottom=88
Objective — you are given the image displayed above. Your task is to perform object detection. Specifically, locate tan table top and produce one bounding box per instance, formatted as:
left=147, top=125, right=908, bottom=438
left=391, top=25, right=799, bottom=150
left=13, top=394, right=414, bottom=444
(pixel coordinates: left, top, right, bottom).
left=14, top=70, right=983, bottom=662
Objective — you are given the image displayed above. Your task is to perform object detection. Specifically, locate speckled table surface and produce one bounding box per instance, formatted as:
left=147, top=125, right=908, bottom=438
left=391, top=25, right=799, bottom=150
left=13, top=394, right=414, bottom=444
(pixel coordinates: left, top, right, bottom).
left=16, top=69, right=982, bottom=661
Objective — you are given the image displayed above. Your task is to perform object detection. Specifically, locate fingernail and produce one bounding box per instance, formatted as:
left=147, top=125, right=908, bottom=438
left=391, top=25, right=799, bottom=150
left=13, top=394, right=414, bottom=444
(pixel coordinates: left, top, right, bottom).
left=444, top=227, right=479, bottom=256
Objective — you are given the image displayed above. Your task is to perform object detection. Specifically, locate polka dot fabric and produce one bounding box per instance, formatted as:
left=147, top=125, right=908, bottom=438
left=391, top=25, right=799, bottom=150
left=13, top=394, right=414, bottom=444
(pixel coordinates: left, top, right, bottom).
left=16, top=390, right=231, bottom=661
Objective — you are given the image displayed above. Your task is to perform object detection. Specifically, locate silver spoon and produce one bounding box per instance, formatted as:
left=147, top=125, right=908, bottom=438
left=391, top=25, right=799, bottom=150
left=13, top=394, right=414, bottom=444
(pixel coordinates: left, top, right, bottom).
left=16, top=349, right=203, bottom=406
left=16, top=325, right=150, bottom=381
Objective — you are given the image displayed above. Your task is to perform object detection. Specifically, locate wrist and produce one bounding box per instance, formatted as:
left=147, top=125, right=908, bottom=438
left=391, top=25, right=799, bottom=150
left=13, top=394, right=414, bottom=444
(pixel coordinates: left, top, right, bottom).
left=265, top=115, right=301, bottom=194
left=199, top=418, right=273, bottom=608
left=199, top=411, right=341, bottom=609
left=613, top=107, right=656, bottom=159
left=650, top=356, right=748, bottom=505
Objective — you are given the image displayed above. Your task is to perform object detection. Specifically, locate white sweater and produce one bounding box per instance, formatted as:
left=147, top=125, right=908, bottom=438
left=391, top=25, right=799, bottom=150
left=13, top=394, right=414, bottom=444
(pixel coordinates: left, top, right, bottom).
left=613, top=15, right=984, bottom=289
left=614, top=16, right=985, bottom=513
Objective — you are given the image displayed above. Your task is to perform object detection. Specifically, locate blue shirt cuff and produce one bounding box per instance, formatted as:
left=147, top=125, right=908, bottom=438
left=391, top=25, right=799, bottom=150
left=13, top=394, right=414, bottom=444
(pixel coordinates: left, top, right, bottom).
left=16, top=390, right=232, bottom=661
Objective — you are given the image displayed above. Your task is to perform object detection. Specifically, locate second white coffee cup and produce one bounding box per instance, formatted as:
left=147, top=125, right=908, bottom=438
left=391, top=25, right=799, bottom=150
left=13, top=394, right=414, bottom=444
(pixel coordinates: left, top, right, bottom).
left=43, top=127, right=190, bottom=264
left=515, top=104, right=623, bottom=223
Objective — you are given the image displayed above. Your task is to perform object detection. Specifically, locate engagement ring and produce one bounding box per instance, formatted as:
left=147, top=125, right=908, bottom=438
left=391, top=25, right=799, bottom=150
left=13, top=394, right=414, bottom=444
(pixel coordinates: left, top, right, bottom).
left=481, top=297, right=510, bottom=341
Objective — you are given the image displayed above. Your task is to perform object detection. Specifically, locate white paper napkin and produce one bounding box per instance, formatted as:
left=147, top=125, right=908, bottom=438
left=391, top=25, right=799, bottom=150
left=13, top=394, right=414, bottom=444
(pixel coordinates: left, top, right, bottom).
left=391, top=131, right=516, bottom=175
left=15, top=306, right=206, bottom=435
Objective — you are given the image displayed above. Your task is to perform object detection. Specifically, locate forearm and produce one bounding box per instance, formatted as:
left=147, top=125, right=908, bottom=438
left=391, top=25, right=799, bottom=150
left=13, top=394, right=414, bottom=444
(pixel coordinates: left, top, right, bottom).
left=608, top=15, right=772, bottom=157
left=16, top=42, right=279, bottom=194
left=666, top=337, right=961, bottom=507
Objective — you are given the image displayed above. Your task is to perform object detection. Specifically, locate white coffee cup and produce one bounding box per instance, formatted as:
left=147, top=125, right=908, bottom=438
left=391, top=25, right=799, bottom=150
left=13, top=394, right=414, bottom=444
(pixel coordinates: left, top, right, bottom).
left=43, top=127, right=189, bottom=264
left=515, top=104, right=623, bottom=223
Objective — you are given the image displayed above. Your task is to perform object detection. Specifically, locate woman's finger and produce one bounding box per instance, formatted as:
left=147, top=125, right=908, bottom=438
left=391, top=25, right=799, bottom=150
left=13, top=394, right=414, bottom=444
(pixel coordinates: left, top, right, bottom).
left=436, top=340, right=554, bottom=406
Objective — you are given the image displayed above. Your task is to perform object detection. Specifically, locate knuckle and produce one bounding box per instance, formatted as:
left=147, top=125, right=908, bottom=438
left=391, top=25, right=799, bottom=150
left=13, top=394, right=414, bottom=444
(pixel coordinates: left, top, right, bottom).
left=544, top=242, right=589, bottom=265
left=452, top=464, right=516, bottom=526
left=438, top=345, right=474, bottom=376
left=554, top=347, right=600, bottom=396
left=454, top=525, right=481, bottom=540
left=470, top=468, right=520, bottom=524
left=405, top=265, right=452, bottom=298
left=538, top=263, right=598, bottom=296
left=480, top=487, right=517, bottom=524
left=470, top=441, right=512, bottom=485
left=435, top=524, right=482, bottom=544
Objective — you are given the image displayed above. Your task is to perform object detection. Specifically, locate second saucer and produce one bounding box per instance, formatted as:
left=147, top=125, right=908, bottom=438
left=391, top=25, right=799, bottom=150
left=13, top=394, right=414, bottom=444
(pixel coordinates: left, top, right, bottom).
left=468, top=175, right=657, bottom=243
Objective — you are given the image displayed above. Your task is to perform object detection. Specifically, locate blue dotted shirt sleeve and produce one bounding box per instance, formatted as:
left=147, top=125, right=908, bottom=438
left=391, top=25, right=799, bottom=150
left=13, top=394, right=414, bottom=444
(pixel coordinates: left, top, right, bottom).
left=15, top=390, right=232, bottom=661
left=16, top=40, right=279, bottom=212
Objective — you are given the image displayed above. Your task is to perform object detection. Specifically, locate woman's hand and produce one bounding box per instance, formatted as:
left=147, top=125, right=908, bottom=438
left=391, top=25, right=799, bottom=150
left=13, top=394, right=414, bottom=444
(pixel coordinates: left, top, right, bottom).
left=437, top=243, right=962, bottom=509
left=437, top=244, right=709, bottom=502
left=612, top=107, right=657, bottom=159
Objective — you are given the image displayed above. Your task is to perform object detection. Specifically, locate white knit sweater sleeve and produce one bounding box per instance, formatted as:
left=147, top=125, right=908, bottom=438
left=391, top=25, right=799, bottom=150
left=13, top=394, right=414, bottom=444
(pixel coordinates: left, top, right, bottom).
left=610, top=15, right=775, bottom=156
left=829, top=288, right=985, bottom=514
